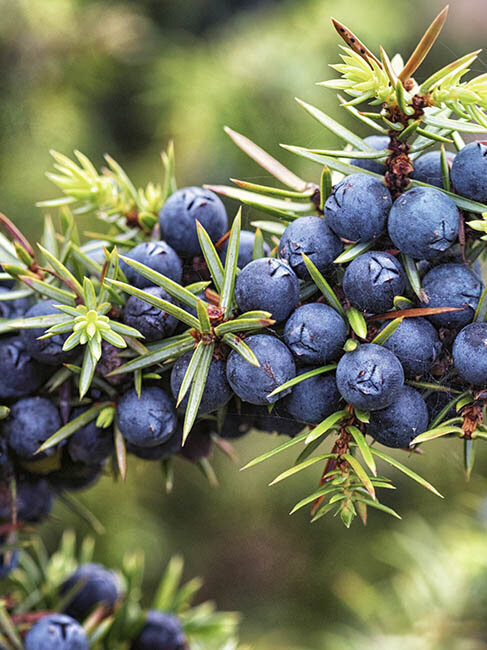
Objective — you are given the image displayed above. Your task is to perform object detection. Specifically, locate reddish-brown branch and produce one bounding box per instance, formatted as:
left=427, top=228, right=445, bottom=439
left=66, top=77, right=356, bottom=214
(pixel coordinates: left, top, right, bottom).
left=311, top=406, right=356, bottom=515
left=383, top=94, right=431, bottom=198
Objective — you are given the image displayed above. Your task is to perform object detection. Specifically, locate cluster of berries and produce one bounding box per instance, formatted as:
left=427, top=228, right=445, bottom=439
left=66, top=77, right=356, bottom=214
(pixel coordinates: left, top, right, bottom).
left=1, top=138, right=487, bottom=532
left=23, top=561, right=184, bottom=650
left=0, top=529, right=238, bottom=649
left=0, top=185, right=299, bottom=535
left=2, top=5, right=487, bottom=527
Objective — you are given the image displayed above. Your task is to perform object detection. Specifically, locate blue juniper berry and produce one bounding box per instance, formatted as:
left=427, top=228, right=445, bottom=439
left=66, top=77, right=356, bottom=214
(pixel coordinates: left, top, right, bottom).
left=379, top=317, right=441, bottom=378
left=451, top=140, right=487, bottom=202
left=336, top=343, right=404, bottom=411
left=411, top=150, right=455, bottom=188
left=234, top=257, right=299, bottom=323
left=342, top=251, right=406, bottom=313
left=159, top=186, right=227, bottom=257
left=4, top=397, right=61, bottom=459
left=25, top=614, right=88, bottom=650
left=119, top=241, right=182, bottom=289
left=281, top=368, right=341, bottom=424
left=226, top=334, right=296, bottom=405
left=127, top=425, right=183, bottom=460
left=0, top=336, right=50, bottom=399
left=350, top=134, right=389, bottom=174
left=422, top=263, right=483, bottom=329
left=278, top=216, right=343, bottom=279
left=254, top=404, right=306, bottom=437
left=123, top=286, right=178, bottom=342
left=62, top=563, right=120, bottom=622
left=284, top=303, right=347, bottom=365
left=68, top=408, right=114, bottom=466
left=388, top=186, right=460, bottom=259
left=325, top=173, right=392, bottom=242
left=117, top=386, right=178, bottom=447
left=130, top=610, right=186, bottom=650
left=170, top=352, right=232, bottom=415
left=453, top=322, right=487, bottom=386
left=367, top=386, right=429, bottom=448
left=0, top=476, right=53, bottom=523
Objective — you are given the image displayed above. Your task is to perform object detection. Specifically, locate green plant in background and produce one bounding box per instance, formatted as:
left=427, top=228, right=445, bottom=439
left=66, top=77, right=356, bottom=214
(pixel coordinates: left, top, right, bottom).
left=322, top=495, right=487, bottom=650
left=0, top=531, right=241, bottom=649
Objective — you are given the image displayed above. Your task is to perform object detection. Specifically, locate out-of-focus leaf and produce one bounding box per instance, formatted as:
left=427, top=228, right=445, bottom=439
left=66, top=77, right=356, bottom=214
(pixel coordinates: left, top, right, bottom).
left=0, top=603, right=22, bottom=649
left=152, top=555, right=184, bottom=612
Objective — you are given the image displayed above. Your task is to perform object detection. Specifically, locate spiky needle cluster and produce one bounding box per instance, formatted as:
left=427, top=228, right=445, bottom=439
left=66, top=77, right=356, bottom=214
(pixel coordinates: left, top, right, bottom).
left=0, top=531, right=241, bottom=649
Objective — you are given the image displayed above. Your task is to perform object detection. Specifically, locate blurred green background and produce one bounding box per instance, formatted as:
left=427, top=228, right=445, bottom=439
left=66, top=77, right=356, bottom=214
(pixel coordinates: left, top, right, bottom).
left=2, top=0, right=487, bottom=647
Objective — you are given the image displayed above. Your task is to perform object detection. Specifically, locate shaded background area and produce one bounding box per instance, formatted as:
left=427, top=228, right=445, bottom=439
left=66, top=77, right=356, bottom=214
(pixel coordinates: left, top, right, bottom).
left=2, top=0, right=487, bottom=647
